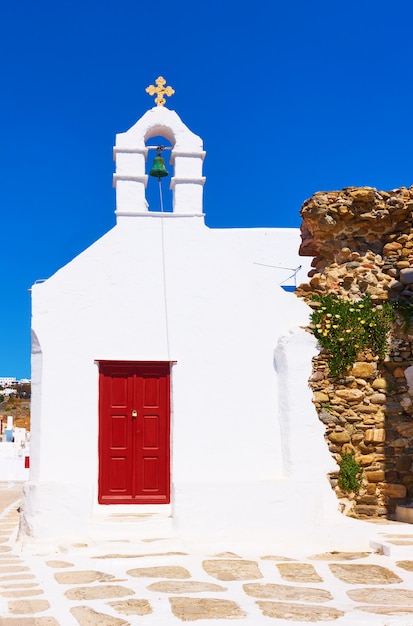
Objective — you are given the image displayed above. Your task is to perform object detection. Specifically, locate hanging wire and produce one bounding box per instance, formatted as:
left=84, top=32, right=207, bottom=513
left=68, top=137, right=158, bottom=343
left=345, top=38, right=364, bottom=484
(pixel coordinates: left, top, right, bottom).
left=157, top=175, right=170, bottom=359
left=253, top=262, right=302, bottom=287
left=158, top=178, right=165, bottom=213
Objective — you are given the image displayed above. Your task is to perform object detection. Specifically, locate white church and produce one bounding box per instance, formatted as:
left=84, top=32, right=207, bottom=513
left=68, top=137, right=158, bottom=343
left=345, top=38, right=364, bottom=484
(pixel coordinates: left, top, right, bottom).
left=21, top=78, right=359, bottom=551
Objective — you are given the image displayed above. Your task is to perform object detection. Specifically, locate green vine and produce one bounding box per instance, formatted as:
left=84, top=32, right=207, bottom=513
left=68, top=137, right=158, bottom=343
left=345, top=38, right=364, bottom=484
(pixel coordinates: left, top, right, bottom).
left=309, top=294, right=394, bottom=377
left=338, top=454, right=362, bottom=493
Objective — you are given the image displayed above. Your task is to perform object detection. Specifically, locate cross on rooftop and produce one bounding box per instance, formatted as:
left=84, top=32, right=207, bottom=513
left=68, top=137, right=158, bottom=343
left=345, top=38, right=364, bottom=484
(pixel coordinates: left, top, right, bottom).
left=145, top=76, right=175, bottom=106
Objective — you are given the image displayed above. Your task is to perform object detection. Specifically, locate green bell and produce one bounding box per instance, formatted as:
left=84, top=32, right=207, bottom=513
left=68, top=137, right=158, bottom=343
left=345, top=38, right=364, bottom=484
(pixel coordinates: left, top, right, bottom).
left=149, top=154, right=168, bottom=178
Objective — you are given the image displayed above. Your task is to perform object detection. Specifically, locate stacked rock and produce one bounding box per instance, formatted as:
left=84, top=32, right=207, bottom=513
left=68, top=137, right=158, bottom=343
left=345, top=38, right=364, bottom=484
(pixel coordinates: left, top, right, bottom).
left=298, top=186, right=413, bottom=517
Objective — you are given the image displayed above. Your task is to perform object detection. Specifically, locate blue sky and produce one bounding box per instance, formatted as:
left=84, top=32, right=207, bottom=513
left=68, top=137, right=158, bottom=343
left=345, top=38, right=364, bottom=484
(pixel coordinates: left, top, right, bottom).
left=1, top=0, right=413, bottom=378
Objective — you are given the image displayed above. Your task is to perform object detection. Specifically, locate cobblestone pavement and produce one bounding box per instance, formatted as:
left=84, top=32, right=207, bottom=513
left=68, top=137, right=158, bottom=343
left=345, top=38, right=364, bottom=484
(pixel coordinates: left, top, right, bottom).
left=1, top=483, right=413, bottom=625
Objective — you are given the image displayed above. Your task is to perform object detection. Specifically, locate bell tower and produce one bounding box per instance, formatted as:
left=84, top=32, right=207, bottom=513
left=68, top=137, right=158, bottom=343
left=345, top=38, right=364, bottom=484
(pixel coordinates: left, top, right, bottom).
left=113, top=77, right=206, bottom=219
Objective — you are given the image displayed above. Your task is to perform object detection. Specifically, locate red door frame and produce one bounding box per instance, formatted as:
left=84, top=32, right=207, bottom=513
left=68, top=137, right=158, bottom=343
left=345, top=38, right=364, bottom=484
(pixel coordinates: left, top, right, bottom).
left=98, top=361, right=171, bottom=505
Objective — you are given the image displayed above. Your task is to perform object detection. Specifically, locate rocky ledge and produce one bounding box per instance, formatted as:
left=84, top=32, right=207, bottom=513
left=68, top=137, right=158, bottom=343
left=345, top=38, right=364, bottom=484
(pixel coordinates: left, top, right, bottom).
left=297, top=186, right=413, bottom=518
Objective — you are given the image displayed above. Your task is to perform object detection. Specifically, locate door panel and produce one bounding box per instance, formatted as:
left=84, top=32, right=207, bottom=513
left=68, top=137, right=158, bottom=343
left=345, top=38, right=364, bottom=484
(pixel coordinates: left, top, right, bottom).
left=98, top=362, right=170, bottom=504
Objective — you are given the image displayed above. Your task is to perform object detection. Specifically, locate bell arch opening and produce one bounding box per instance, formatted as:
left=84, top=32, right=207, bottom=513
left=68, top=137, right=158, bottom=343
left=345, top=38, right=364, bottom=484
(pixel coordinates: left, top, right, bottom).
left=145, top=134, right=173, bottom=213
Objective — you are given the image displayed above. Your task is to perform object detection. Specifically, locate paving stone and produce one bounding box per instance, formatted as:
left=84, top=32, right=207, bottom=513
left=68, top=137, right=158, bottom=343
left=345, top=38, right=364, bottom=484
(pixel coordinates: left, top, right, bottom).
left=169, top=597, right=247, bottom=621
left=202, top=559, right=262, bottom=581
left=0, top=583, right=39, bottom=584
left=0, top=559, right=26, bottom=565
left=213, top=552, right=242, bottom=558
left=148, top=581, right=227, bottom=593
left=0, top=555, right=18, bottom=559
left=94, top=551, right=187, bottom=559
left=308, top=552, right=370, bottom=560
left=243, top=583, right=333, bottom=602
left=65, top=585, right=135, bottom=600
left=256, top=601, right=345, bottom=621
left=276, top=563, right=323, bottom=583
left=55, top=570, right=116, bottom=584
left=355, top=605, right=413, bottom=615
left=260, top=555, right=296, bottom=561
left=8, top=599, right=50, bottom=614
left=0, top=574, right=36, bottom=582
left=108, top=599, right=152, bottom=615
left=0, top=619, right=59, bottom=625
left=0, top=565, right=30, bottom=573
left=348, top=588, right=413, bottom=605
left=0, top=546, right=12, bottom=553
left=127, top=565, right=190, bottom=578
left=330, top=564, right=402, bottom=584
left=1, top=589, right=44, bottom=598
left=396, top=560, right=413, bottom=571
left=0, top=486, right=20, bottom=510
left=70, top=606, right=128, bottom=625
left=45, top=560, right=74, bottom=568
left=0, top=523, right=15, bottom=528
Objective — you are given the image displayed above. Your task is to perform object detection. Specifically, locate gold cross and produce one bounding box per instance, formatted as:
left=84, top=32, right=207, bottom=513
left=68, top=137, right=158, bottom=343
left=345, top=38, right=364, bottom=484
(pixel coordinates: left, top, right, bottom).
left=145, top=76, right=175, bottom=107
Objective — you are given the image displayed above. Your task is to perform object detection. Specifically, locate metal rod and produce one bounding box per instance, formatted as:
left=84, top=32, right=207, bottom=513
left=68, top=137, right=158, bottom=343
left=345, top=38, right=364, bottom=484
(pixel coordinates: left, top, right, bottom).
left=147, top=146, right=172, bottom=150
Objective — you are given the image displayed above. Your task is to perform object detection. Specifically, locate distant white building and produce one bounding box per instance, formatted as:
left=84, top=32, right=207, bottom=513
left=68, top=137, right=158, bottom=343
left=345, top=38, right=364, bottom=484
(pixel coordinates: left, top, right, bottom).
left=0, top=377, right=16, bottom=387
left=1, top=389, right=17, bottom=397
left=22, top=85, right=347, bottom=551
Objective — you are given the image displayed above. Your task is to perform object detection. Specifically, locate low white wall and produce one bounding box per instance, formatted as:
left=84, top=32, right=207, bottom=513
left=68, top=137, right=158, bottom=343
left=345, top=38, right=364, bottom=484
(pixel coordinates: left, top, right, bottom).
left=0, top=443, right=30, bottom=482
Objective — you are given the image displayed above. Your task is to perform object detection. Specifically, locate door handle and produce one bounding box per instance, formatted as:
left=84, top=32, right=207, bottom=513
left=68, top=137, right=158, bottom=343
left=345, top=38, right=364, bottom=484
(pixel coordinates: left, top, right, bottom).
left=132, top=409, right=137, bottom=419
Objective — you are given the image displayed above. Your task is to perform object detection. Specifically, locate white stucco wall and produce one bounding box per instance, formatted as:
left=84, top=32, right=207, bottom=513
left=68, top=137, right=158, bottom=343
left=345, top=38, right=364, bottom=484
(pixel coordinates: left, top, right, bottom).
left=0, top=442, right=29, bottom=481
left=22, top=106, right=344, bottom=549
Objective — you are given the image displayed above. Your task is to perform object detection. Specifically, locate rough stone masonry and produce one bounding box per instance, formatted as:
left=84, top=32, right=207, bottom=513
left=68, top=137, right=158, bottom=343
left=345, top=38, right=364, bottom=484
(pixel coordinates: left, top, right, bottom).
left=297, top=185, right=413, bottom=518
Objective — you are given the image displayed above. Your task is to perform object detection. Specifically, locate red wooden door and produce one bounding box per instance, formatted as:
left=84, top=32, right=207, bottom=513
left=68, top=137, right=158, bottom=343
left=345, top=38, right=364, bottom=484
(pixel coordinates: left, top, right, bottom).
left=98, top=362, right=170, bottom=504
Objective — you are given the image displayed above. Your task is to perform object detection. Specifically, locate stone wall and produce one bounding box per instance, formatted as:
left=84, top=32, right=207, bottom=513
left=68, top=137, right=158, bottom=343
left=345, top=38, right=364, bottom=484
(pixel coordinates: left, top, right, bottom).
left=297, top=186, right=413, bottom=518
